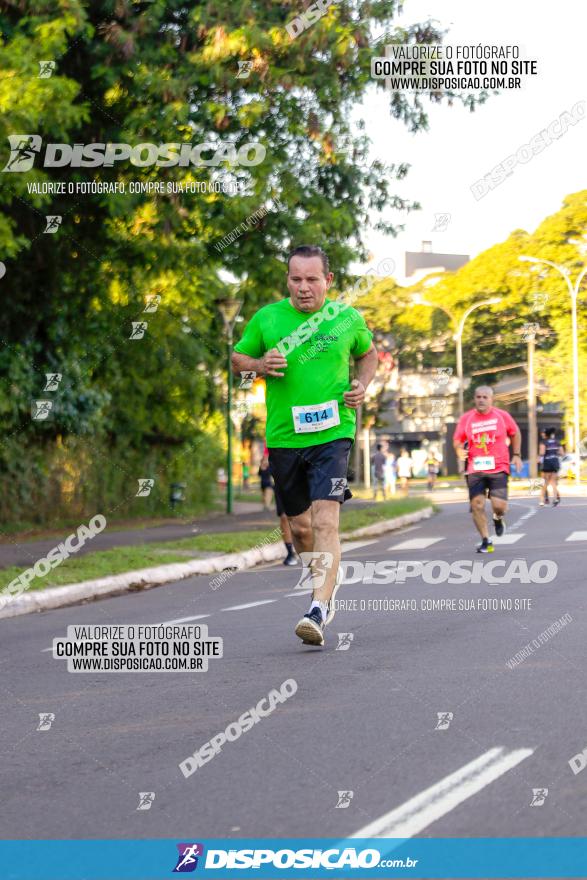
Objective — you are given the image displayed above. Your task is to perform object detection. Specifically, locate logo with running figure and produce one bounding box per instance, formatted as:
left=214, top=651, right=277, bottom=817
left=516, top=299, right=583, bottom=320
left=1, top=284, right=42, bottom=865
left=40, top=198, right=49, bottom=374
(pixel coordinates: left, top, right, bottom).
left=31, top=400, right=54, bottom=420
left=530, top=788, right=548, bottom=806
left=435, top=712, right=453, bottom=730
left=239, top=370, right=256, bottom=389
left=432, top=212, right=451, bottom=232
left=173, top=843, right=204, bottom=872
left=136, top=478, right=155, bottom=497
left=473, top=431, right=496, bottom=454
left=44, top=215, right=62, bottom=234
left=136, top=792, right=155, bottom=811
left=521, top=322, right=540, bottom=342
left=44, top=373, right=62, bottom=391
left=296, top=551, right=334, bottom=590
left=236, top=60, right=253, bottom=79
left=3, top=134, right=42, bottom=172
left=38, top=61, right=56, bottom=78
left=432, top=366, right=453, bottom=387
left=329, top=477, right=347, bottom=497
left=37, top=713, right=55, bottom=731
left=335, top=790, right=354, bottom=808
left=335, top=633, right=354, bottom=651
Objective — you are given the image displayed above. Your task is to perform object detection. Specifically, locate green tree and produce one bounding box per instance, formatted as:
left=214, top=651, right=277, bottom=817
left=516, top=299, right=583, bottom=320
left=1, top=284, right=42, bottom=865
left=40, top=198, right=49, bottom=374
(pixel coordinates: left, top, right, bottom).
left=0, top=0, right=486, bottom=524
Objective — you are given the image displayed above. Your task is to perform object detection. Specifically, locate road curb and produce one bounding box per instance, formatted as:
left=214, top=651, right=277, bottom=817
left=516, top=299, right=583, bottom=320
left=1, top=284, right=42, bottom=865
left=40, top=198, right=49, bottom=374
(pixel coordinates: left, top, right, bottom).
left=0, top=506, right=435, bottom=620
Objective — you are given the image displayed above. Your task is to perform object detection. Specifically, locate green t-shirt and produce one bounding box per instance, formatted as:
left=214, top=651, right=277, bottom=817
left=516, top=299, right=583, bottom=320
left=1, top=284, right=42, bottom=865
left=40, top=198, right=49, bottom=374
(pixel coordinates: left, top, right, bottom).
left=234, top=298, right=373, bottom=448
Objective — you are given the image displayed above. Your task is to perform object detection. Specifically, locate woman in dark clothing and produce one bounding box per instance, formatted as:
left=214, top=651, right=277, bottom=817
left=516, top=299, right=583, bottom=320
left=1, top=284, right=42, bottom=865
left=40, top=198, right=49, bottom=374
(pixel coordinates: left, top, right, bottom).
left=539, top=427, right=563, bottom=507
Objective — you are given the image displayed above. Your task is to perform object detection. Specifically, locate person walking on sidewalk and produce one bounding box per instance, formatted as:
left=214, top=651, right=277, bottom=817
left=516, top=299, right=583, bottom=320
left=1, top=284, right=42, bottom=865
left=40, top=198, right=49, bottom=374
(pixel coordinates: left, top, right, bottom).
left=258, top=455, right=275, bottom=510
left=426, top=452, right=440, bottom=492
left=384, top=450, right=397, bottom=496
left=371, top=443, right=387, bottom=500
left=539, top=427, right=563, bottom=507
left=453, top=385, right=522, bottom=553
left=396, top=449, right=412, bottom=494
left=232, top=244, right=377, bottom=646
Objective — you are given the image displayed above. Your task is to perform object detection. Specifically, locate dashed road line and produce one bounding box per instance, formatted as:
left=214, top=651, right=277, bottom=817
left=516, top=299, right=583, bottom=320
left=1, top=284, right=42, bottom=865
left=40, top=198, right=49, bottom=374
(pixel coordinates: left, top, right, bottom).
left=351, top=746, right=534, bottom=838
left=388, top=537, right=445, bottom=551
left=222, top=600, right=277, bottom=611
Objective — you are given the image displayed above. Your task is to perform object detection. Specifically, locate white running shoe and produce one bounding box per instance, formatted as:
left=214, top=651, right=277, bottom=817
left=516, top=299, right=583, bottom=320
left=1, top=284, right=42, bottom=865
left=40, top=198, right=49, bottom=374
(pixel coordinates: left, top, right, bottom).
left=295, top=607, right=325, bottom=646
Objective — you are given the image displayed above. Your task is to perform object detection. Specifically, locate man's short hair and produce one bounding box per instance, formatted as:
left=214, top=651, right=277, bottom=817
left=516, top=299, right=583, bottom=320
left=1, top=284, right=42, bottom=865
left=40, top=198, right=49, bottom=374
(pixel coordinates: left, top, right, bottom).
left=287, top=245, right=330, bottom=275
left=376, top=443, right=382, bottom=451
left=475, top=385, right=494, bottom=396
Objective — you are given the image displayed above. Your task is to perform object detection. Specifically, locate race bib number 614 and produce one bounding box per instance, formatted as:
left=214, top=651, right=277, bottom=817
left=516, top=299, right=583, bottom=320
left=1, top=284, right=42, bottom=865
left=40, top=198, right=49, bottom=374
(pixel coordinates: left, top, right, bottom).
left=292, top=400, right=340, bottom=433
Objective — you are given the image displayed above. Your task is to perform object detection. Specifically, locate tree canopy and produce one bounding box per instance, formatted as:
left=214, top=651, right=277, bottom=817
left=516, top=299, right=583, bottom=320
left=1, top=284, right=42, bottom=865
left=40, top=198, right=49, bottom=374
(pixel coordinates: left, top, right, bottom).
left=1, top=0, right=478, bottom=523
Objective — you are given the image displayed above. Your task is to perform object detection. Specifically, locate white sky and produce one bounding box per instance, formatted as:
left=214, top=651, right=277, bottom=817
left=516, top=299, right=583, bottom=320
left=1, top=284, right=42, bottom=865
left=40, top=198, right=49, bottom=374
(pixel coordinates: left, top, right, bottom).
left=356, top=0, right=586, bottom=281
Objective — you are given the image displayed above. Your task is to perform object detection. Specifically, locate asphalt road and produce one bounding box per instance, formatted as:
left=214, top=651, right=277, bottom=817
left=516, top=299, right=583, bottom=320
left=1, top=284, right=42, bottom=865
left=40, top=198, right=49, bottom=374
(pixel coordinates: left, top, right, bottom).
left=2, top=495, right=586, bottom=843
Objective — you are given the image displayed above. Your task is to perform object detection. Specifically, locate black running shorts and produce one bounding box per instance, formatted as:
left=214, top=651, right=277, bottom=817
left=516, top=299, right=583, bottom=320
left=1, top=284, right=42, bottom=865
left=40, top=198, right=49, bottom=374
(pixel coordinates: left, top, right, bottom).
left=274, top=484, right=285, bottom=517
left=268, top=439, right=353, bottom=517
left=466, top=470, right=509, bottom=501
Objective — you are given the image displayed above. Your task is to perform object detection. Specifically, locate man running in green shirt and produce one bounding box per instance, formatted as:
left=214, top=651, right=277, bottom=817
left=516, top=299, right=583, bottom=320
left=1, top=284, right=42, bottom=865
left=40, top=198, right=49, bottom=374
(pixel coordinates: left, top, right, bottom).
left=232, top=245, right=378, bottom=646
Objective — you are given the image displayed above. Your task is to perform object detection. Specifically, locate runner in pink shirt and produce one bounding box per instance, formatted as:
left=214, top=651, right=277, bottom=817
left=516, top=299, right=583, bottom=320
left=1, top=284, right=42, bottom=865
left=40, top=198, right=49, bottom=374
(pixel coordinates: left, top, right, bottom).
left=453, top=386, right=522, bottom=553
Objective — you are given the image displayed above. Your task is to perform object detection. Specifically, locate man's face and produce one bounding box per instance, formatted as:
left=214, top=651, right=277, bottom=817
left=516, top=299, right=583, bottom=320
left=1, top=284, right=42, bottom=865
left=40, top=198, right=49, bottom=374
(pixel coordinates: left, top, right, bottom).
left=474, top=389, right=493, bottom=413
left=287, top=255, right=334, bottom=313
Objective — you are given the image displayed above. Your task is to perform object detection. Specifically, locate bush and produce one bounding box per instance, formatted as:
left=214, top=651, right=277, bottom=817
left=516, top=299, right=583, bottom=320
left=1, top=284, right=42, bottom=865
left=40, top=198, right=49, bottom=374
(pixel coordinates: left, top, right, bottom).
left=0, top=431, right=223, bottom=527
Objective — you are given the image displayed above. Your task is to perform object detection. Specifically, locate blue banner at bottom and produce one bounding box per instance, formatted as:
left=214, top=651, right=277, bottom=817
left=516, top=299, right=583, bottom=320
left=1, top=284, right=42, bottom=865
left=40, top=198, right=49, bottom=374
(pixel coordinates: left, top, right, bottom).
left=1, top=838, right=587, bottom=879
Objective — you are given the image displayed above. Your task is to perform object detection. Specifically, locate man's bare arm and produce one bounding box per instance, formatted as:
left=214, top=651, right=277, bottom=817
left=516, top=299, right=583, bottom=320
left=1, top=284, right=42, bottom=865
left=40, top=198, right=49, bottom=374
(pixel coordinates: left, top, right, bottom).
left=453, top=438, right=468, bottom=463
left=231, top=349, right=287, bottom=379
left=343, top=343, right=378, bottom=409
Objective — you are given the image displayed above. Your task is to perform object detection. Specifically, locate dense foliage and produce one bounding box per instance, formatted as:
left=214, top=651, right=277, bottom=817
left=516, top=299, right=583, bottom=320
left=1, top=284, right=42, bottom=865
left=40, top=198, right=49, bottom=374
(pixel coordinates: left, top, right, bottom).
left=0, top=0, right=473, bottom=524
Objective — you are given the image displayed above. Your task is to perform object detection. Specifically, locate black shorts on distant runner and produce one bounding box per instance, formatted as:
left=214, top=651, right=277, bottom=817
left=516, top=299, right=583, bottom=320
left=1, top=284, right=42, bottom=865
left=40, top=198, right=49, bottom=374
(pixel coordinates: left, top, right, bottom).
left=541, top=461, right=560, bottom=473
left=268, top=439, right=353, bottom=517
left=466, top=470, right=509, bottom=502
left=274, top=484, right=285, bottom=517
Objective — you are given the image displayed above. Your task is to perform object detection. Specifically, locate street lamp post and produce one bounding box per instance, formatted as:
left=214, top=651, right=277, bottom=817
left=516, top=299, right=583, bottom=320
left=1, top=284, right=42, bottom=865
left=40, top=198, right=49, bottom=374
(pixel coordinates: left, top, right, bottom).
left=528, top=329, right=537, bottom=480
left=411, top=294, right=502, bottom=417
left=218, top=298, right=243, bottom=514
left=454, top=300, right=502, bottom=416
left=519, top=256, right=587, bottom=488
left=513, top=324, right=550, bottom=480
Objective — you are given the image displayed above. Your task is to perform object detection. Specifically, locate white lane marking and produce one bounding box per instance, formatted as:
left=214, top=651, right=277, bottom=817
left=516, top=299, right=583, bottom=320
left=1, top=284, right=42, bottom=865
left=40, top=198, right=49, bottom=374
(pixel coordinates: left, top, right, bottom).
left=222, top=600, right=277, bottom=611
left=566, top=531, right=587, bottom=541
left=508, top=506, right=536, bottom=530
left=340, top=539, right=379, bottom=553
left=351, top=746, right=533, bottom=839
left=388, top=537, right=444, bottom=550
left=493, top=533, right=524, bottom=544
left=158, top=614, right=211, bottom=624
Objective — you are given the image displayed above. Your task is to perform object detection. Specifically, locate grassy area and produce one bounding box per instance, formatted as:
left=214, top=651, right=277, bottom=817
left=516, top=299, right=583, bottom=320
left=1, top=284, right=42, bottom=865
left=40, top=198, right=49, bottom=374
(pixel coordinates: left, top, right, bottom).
left=0, top=528, right=282, bottom=592
left=0, top=497, right=433, bottom=593
left=340, top=497, right=432, bottom=532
